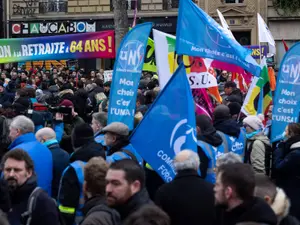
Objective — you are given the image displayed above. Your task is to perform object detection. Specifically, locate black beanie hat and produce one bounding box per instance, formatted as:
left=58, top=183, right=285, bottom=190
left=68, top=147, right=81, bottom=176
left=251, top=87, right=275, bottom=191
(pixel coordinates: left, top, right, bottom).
left=213, top=105, right=231, bottom=120
left=196, top=115, right=216, bottom=136
left=71, top=123, right=94, bottom=148
left=228, top=102, right=242, bottom=116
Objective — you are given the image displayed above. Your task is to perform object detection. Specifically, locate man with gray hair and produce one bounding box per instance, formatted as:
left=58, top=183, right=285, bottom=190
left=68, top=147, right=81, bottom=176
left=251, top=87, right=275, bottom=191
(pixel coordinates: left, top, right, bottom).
left=90, top=112, right=107, bottom=145
left=155, top=150, right=216, bottom=225
left=8, top=115, right=53, bottom=195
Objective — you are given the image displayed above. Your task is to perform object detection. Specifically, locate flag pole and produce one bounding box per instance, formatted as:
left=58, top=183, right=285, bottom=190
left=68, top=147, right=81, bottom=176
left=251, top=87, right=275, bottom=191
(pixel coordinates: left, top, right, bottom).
left=173, top=51, right=177, bottom=73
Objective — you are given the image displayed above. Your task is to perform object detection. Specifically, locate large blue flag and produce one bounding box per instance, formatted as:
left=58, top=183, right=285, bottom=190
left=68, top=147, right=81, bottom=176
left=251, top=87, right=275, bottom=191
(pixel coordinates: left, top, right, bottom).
left=271, top=43, right=300, bottom=142
left=108, top=23, right=152, bottom=130
left=130, top=63, right=197, bottom=182
left=175, top=0, right=261, bottom=77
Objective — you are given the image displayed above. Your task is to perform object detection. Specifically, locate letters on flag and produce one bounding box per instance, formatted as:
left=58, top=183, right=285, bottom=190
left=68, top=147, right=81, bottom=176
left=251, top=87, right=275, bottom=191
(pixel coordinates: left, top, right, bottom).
left=130, top=63, right=197, bottom=182
left=175, top=0, right=261, bottom=77
left=153, top=29, right=217, bottom=89
left=108, top=23, right=152, bottom=130
left=241, top=58, right=272, bottom=116
left=271, top=43, right=300, bottom=142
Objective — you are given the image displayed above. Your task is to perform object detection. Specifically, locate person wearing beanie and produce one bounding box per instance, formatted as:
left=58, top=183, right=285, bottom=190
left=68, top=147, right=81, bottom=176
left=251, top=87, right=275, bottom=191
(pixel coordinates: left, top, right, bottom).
left=58, top=123, right=105, bottom=225
left=196, top=114, right=224, bottom=183
left=243, top=115, right=271, bottom=174
left=228, top=102, right=245, bottom=126
left=213, top=105, right=246, bottom=160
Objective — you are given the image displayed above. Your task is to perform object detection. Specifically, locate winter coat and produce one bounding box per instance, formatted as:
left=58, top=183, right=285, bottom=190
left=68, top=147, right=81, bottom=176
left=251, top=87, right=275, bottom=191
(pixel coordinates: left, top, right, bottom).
left=58, top=141, right=105, bottom=225
left=74, top=88, right=88, bottom=120
left=44, top=140, right=69, bottom=199
left=214, top=118, right=241, bottom=138
left=7, top=176, right=60, bottom=225
left=274, top=136, right=300, bottom=221
left=269, top=187, right=300, bottom=225
left=215, top=197, right=277, bottom=225
left=9, top=133, right=53, bottom=196
left=114, top=188, right=152, bottom=222
left=81, top=196, right=120, bottom=225
left=246, top=134, right=271, bottom=174
left=197, top=132, right=223, bottom=179
left=155, top=169, right=216, bottom=225
left=0, top=90, right=10, bottom=106
left=229, top=88, right=244, bottom=105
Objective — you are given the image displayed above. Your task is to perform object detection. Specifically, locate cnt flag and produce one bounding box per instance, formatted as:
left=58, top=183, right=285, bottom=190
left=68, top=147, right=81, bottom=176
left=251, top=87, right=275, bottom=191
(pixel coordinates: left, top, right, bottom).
left=130, top=63, right=197, bottom=182
left=242, top=57, right=272, bottom=116
left=175, top=0, right=261, bottom=77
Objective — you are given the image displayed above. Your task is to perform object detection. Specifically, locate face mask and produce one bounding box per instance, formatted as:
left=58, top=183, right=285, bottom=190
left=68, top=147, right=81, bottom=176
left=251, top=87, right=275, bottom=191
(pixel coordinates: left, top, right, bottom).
left=246, top=130, right=261, bottom=139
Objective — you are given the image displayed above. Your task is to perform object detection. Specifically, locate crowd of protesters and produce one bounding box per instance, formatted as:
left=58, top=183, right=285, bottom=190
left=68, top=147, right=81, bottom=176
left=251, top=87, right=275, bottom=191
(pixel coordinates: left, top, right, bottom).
left=0, top=65, right=298, bottom=225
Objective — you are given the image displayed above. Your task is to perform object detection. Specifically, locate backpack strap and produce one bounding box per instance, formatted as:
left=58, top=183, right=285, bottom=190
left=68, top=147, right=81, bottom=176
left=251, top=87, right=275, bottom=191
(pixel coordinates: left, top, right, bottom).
left=86, top=204, right=120, bottom=225
left=21, top=187, right=44, bottom=225
left=120, top=149, right=138, bottom=163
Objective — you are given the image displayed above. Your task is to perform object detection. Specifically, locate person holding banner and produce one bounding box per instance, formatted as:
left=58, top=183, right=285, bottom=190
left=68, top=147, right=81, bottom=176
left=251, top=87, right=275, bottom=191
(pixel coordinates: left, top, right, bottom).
left=273, top=123, right=300, bottom=220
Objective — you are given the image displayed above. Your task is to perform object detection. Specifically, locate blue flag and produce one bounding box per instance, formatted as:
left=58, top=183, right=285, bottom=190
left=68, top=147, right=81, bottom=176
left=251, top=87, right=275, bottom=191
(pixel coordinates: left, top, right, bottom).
left=108, top=23, right=152, bottom=130
left=175, top=0, right=261, bottom=77
left=130, top=63, right=197, bottom=182
left=271, top=43, right=300, bottom=142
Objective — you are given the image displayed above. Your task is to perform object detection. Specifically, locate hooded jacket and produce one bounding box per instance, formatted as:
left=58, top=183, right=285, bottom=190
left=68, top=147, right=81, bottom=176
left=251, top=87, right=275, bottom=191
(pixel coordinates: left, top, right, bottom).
left=270, top=188, right=300, bottom=225
left=58, top=141, right=105, bottom=225
left=229, top=88, right=244, bottom=105
left=216, top=197, right=277, bottom=225
left=214, top=119, right=241, bottom=138
left=7, top=176, right=60, bottom=225
left=9, top=133, right=53, bottom=196
left=246, top=134, right=271, bottom=174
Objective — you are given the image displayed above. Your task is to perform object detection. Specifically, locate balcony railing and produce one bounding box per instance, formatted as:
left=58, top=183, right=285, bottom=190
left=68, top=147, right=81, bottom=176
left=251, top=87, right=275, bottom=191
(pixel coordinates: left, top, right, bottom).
left=163, top=0, right=179, bottom=9
left=39, top=1, right=68, bottom=13
left=110, top=0, right=141, bottom=11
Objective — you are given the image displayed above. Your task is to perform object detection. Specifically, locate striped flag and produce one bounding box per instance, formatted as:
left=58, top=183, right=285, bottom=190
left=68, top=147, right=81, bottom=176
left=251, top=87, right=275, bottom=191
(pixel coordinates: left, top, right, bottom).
left=241, top=57, right=272, bottom=116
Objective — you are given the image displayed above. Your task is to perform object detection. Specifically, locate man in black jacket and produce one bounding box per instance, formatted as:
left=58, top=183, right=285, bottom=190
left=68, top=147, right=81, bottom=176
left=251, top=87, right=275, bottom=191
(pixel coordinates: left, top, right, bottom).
left=105, top=159, right=152, bottom=222
left=155, top=150, right=216, bottom=225
left=2, top=149, right=60, bottom=225
left=81, top=157, right=120, bottom=225
left=58, top=123, right=105, bottom=225
left=215, top=163, right=277, bottom=225
left=35, top=127, right=69, bottom=200
left=224, top=81, right=244, bottom=105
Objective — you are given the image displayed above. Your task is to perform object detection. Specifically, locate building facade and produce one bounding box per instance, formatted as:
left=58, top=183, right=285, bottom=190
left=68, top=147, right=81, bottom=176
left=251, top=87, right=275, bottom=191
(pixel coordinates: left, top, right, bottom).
left=6, top=0, right=300, bottom=68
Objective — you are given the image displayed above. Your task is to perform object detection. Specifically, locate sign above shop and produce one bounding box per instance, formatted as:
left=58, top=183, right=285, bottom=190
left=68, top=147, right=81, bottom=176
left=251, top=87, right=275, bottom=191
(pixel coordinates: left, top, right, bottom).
left=11, top=21, right=96, bottom=36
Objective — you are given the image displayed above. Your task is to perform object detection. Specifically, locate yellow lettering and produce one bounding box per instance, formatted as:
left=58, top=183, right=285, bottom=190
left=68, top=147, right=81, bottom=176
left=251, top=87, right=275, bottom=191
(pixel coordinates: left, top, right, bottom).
left=99, top=39, right=106, bottom=51
left=85, top=40, right=91, bottom=52
left=91, top=39, right=99, bottom=52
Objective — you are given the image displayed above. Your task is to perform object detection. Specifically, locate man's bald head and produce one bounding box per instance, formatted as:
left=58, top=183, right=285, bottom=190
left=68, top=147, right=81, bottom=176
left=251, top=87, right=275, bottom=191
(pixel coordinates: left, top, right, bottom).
left=35, top=127, right=56, bottom=143
left=173, top=150, right=200, bottom=172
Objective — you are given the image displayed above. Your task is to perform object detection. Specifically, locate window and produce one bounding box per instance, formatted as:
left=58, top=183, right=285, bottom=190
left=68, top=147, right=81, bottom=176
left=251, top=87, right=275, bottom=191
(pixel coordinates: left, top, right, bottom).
left=110, top=0, right=141, bottom=11
left=39, top=0, right=68, bottom=13
left=225, top=0, right=244, bottom=3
